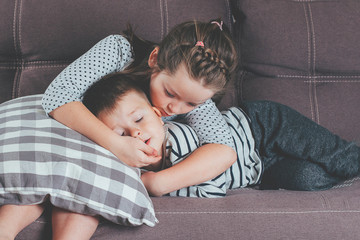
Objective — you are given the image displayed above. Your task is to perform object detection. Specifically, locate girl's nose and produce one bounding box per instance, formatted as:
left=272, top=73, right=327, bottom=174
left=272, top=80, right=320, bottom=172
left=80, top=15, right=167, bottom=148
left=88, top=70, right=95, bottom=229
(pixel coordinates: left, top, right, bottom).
left=168, top=101, right=181, bottom=114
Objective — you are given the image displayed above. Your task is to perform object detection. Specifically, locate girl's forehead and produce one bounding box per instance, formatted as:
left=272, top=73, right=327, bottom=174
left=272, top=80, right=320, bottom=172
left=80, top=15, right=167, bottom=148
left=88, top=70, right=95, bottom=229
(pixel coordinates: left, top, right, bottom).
left=167, top=65, right=214, bottom=102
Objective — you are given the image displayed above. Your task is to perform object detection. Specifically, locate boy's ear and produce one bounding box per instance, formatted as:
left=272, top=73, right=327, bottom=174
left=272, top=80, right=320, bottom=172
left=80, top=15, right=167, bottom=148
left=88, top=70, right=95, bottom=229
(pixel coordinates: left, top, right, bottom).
left=152, top=107, right=164, bottom=124
left=148, top=47, right=159, bottom=68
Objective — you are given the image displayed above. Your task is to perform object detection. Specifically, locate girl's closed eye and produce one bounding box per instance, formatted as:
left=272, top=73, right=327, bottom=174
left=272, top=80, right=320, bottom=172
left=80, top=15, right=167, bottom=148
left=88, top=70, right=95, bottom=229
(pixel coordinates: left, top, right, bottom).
left=187, top=102, right=197, bottom=108
left=165, top=88, right=175, bottom=98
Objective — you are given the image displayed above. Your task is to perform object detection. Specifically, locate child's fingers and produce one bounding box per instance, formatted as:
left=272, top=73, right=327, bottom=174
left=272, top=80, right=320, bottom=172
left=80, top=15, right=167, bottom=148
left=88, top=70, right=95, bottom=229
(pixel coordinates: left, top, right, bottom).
left=141, top=143, right=159, bottom=157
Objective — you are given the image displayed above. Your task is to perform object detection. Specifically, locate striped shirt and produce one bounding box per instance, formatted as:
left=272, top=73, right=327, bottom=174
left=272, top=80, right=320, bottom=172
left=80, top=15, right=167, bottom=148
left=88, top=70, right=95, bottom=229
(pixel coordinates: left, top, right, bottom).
left=41, top=34, right=234, bottom=149
left=164, top=107, right=262, bottom=198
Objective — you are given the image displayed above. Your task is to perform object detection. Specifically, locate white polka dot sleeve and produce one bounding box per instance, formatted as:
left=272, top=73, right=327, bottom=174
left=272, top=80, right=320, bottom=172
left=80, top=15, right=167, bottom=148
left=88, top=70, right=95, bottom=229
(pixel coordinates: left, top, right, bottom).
left=42, top=35, right=133, bottom=114
left=184, top=99, right=235, bottom=149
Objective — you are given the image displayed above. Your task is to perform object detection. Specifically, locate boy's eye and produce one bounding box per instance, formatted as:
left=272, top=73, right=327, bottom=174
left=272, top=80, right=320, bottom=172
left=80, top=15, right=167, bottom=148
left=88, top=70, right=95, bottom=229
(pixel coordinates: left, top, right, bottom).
left=165, top=89, right=175, bottom=98
left=114, top=128, right=125, bottom=136
left=135, top=117, right=143, bottom=123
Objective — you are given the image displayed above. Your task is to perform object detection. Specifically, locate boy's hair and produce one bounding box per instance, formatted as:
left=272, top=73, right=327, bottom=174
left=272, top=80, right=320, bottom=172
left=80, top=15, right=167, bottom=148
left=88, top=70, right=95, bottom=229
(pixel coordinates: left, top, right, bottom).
left=82, top=72, right=148, bottom=117
left=123, top=19, right=237, bottom=100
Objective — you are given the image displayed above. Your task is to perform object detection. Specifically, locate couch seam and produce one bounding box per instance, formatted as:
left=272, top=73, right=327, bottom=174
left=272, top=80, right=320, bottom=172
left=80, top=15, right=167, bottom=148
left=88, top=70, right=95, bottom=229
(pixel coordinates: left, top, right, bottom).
left=225, top=0, right=232, bottom=35
left=308, top=3, right=321, bottom=124
left=303, top=80, right=360, bottom=83
left=309, top=4, right=316, bottom=75
left=164, top=0, right=169, bottom=34
left=12, top=0, right=23, bottom=100
left=12, top=0, right=18, bottom=56
left=0, top=60, right=71, bottom=70
left=292, top=0, right=326, bottom=2
left=303, top=3, right=311, bottom=75
left=277, top=75, right=360, bottom=79
left=303, top=3, right=315, bottom=122
left=156, top=210, right=360, bottom=215
left=159, top=0, right=164, bottom=39
left=0, top=65, right=69, bottom=70
left=18, top=0, right=23, bottom=56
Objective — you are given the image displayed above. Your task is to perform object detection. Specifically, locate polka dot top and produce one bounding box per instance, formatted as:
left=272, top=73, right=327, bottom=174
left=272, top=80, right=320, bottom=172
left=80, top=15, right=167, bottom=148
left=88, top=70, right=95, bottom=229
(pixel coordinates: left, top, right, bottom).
left=42, top=35, right=235, bottom=149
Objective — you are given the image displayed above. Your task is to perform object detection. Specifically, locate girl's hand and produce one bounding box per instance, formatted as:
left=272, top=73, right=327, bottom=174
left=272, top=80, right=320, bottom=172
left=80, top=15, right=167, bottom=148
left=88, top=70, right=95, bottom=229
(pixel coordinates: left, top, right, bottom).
left=50, top=102, right=161, bottom=168
left=141, top=171, right=164, bottom=197
left=109, top=134, right=162, bottom=168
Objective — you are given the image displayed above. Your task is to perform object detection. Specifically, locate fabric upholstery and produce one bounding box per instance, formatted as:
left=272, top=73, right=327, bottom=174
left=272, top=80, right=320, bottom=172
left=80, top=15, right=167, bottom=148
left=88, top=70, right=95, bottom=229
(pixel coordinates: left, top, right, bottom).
left=0, top=0, right=359, bottom=239
left=235, top=0, right=360, bottom=142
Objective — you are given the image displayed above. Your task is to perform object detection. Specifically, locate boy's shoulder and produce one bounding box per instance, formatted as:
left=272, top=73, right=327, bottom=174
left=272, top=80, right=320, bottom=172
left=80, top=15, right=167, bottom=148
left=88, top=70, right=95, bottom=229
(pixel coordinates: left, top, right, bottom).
left=164, top=121, right=198, bottom=142
left=163, top=121, right=200, bottom=165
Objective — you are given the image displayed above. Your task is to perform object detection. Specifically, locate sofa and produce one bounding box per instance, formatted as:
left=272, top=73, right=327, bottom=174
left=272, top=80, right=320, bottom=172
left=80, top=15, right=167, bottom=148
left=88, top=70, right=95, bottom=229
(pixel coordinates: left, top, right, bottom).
left=1, top=0, right=360, bottom=239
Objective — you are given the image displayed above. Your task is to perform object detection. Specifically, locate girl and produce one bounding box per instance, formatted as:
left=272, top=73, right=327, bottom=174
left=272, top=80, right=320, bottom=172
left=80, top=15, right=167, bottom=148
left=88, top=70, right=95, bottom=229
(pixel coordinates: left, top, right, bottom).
left=42, top=19, right=238, bottom=180
left=40, top=19, right=237, bottom=238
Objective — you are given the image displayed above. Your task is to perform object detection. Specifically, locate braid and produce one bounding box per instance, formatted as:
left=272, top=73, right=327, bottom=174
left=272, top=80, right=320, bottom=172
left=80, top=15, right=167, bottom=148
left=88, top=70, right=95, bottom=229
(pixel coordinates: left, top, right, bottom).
left=188, top=45, right=229, bottom=89
left=156, top=19, right=237, bottom=93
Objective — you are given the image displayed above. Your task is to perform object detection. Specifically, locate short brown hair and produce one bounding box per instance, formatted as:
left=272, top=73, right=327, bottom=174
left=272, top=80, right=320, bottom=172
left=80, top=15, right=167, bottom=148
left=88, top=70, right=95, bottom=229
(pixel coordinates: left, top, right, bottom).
left=82, top=72, right=148, bottom=117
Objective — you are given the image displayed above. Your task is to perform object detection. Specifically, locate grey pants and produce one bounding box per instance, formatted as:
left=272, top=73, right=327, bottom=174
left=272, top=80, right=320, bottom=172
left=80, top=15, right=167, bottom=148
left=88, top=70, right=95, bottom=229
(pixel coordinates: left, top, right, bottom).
left=240, top=101, right=360, bottom=191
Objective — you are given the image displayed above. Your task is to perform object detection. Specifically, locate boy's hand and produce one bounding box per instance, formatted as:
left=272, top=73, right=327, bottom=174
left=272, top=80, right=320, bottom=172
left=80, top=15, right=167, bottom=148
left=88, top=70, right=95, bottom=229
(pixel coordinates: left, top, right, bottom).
left=109, top=134, right=161, bottom=168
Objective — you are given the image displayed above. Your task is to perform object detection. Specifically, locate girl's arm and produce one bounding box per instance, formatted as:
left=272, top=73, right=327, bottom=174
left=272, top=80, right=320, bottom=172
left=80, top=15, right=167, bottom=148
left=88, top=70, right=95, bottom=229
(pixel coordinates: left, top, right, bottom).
left=52, top=102, right=161, bottom=167
left=42, top=35, right=132, bottom=114
left=42, top=35, right=160, bottom=166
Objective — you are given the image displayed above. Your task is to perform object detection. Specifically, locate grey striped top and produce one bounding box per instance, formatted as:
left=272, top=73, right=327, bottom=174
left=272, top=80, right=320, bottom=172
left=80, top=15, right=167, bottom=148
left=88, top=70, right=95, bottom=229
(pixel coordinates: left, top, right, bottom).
left=164, top=107, right=262, bottom=198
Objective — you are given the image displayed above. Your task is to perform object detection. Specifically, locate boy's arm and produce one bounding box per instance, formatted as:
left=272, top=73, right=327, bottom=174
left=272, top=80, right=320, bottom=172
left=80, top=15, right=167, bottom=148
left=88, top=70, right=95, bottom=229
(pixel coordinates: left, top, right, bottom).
left=141, top=143, right=233, bottom=197
left=141, top=121, right=235, bottom=197
left=156, top=99, right=237, bottom=193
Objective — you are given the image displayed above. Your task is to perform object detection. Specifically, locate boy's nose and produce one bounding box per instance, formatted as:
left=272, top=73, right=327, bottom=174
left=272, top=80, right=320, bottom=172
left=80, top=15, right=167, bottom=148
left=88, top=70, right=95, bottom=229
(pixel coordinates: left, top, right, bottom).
left=130, top=128, right=142, bottom=138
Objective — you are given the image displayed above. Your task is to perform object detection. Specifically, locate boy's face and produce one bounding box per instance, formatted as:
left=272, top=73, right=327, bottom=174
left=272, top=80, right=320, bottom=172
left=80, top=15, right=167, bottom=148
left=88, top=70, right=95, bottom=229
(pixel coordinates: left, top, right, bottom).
left=98, top=90, right=165, bottom=154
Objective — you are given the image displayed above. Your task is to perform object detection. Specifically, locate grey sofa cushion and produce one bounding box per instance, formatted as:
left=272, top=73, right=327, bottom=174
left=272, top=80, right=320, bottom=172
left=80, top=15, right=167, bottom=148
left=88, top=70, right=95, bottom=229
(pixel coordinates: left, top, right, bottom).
left=236, top=0, right=360, bottom=142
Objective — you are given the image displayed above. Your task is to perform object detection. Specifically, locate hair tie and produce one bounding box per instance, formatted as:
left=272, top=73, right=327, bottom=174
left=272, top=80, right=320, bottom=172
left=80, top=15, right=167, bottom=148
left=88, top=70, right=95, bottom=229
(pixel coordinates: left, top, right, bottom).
left=195, top=41, right=204, bottom=47
left=211, top=20, right=223, bottom=31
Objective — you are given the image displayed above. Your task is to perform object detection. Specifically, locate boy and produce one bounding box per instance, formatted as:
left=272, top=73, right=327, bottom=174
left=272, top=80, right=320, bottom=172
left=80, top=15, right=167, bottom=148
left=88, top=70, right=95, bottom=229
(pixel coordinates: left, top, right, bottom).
left=83, top=72, right=360, bottom=197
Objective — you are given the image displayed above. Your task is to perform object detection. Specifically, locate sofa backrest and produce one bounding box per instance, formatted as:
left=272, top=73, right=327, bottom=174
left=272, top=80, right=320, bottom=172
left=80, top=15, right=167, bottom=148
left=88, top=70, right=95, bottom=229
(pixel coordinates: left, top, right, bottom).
left=234, top=0, right=360, bottom=142
left=1, top=0, right=359, bottom=143
left=0, top=0, right=236, bottom=105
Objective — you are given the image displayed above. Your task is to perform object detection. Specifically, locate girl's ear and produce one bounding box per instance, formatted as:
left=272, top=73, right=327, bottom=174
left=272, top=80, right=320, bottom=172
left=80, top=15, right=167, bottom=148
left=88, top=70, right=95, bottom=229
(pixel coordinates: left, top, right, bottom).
left=148, top=47, right=159, bottom=68
left=152, top=107, right=164, bottom=124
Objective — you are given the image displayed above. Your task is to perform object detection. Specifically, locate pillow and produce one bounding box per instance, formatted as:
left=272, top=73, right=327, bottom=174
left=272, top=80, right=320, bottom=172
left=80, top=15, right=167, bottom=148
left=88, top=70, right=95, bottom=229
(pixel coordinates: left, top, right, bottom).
left=0, top=94, right=157, bottom=227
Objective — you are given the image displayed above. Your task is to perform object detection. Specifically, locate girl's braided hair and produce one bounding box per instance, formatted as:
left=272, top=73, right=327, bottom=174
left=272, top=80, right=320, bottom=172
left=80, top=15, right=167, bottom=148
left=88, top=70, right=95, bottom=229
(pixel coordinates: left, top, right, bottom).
left=123, top=19, right=237, bottom=100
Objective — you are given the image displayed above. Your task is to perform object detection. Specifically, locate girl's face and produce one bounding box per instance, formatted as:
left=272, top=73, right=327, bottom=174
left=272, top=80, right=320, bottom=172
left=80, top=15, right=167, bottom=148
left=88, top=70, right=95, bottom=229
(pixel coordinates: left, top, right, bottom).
left=149, top=63, right=215, bottom=117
